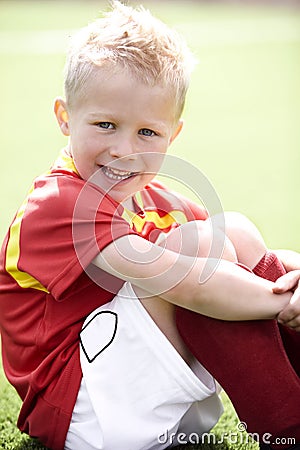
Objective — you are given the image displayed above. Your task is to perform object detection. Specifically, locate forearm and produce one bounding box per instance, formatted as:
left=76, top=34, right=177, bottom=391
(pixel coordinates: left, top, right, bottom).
left=162, top=258, right=292, bottom=321
left=94, top=236, right=292, bottom=321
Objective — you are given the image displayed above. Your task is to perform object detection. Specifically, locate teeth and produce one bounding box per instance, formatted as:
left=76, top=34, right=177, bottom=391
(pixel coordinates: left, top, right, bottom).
left=102, top=166, right=134, bottom=181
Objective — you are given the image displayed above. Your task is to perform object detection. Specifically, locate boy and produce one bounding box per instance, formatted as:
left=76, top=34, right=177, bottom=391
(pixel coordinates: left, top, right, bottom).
left=0, top=2, right=299, bottom=449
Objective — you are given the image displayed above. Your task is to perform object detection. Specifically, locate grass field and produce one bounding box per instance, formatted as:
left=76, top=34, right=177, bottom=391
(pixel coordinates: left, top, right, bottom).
left=1, top=0, right=300, bottom=448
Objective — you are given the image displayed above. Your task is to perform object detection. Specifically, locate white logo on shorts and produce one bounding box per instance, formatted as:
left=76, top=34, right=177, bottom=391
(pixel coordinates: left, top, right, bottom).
left=80, top=311, right=118, bottom=363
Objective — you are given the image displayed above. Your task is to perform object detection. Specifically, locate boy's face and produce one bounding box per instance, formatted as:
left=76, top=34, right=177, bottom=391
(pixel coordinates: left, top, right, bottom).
left=55, top=68, right=182, bottom=204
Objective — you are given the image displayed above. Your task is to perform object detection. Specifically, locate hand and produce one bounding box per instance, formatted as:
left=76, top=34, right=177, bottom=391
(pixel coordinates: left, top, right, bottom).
left=273, top=270, right=300, bottom=331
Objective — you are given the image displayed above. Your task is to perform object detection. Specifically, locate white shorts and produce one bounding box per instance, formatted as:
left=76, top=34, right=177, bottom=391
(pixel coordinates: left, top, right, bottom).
left=65, top=282, right=223, bottom=450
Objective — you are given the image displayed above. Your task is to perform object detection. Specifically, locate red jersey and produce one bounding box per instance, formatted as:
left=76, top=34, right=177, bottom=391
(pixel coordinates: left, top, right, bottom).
left=0, top=149, right=207, bottom=449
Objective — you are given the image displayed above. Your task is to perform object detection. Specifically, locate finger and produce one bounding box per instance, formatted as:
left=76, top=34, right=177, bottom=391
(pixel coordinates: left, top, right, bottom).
left=280, top=318, right=300, bottom=332
left=273, top=271, right=300, bottom=293
left=272, top=270, right=300, bottom=293
left=277, top=302, right=300, bottom=324
left=289, top=286, right=300, bottom=305
left=277, top=311, right=298, bottom=325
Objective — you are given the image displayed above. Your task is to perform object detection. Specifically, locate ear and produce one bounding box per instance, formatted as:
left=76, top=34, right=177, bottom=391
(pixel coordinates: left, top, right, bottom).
left=170, top=119, right=183, bottom=144
left=54, top=97, right=70, bottom=136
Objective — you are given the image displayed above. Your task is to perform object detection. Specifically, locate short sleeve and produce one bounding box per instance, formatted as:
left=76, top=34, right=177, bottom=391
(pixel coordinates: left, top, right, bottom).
left=16, top=175, right=135, bottom=299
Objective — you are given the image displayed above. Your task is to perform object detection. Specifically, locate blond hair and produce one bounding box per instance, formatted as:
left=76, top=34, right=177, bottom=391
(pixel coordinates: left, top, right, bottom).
left=64, top=1, right=195, bottom=118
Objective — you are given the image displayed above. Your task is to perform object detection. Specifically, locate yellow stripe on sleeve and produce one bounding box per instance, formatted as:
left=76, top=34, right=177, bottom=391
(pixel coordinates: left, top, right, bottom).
left=5, top=186, right=49, bottom=293
left=5, top=151, right=80, bottom=293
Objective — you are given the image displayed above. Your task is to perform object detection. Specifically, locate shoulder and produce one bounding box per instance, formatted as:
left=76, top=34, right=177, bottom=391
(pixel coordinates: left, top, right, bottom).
left=27, top=168, right=120, bottom=222
left=143, top=179, right=208, bottom=221
left=26, top=171, right=85, bottom=220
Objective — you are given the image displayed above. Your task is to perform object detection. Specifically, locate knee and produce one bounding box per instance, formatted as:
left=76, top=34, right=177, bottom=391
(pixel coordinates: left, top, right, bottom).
left=158, top=220, right=209, bottom=257
left=224, top=211, right=267, bottom=267
left=159, top=220, right=237, bottom=262
left=224, top=212, right=264, bottom=245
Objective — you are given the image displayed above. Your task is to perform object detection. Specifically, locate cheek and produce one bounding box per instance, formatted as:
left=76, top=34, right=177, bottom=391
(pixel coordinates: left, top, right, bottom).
left=142, top=146, right=167, bottom=174
left=72, top=135, right=99, bottom=161
left=71, top=145, right=96, bottom=180
left=132, top=173, right=156, bottom=193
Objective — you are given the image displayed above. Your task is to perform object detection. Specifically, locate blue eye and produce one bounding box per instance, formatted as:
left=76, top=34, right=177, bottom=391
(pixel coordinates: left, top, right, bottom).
left=97, top=122, right=114, bottom=129
left=139, top=128, right=156, bottom=137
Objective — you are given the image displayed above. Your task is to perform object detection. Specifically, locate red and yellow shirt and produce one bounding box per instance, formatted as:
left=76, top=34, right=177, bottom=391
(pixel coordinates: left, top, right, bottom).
left=0, top=149, right=207, bottom=450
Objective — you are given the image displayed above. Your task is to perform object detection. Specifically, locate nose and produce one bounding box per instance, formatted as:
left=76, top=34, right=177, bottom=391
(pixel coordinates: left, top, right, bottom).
left=109, top=136, right=137, bottom=160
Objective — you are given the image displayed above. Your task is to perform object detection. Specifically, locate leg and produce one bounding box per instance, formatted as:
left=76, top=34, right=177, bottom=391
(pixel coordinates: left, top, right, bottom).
left=175, top=309, right=300, bottom=447
left=224, top=212, right=300, bottom=375
left=170, top=218, right=300, bottom=447
left=224, top=211, right=267, bottom=269
left=159, top=219, right=237, bottom=262
left=136, top=220, right=237, bottom=364
left=279, top=324, right=300, bottom=378
left=139, top=219, right=300, bottom=447
left=224, top=212, right=287, bottom=280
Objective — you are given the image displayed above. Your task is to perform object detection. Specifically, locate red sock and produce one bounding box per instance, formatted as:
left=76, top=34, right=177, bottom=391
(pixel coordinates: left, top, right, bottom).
left=253, top=251, right=300, bottom=379
left=253, top=251, right=286, bottom=282
left=176, top=250, right=300, bottom=448
left=176, top=311, right=300, bottom=447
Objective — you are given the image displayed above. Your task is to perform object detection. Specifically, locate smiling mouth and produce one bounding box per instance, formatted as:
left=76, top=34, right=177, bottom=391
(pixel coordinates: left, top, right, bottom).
left=100, top=165, right=138, bottom=181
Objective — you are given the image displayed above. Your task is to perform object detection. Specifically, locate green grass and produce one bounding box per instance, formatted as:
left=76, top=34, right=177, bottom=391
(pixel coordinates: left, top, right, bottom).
left=1, top=0, right=300, bottom=448
left=0, top=363, right=47, bottom=449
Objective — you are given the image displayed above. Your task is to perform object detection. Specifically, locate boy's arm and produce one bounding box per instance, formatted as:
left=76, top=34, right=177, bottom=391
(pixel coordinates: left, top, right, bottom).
left=92, top=235, right=292, bottom=321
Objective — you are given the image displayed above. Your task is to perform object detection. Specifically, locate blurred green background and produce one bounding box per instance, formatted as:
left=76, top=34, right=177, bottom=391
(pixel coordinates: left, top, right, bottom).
left=1, top=0, right=300, bottom=250
left=0, top=1, right=299, bottom=448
